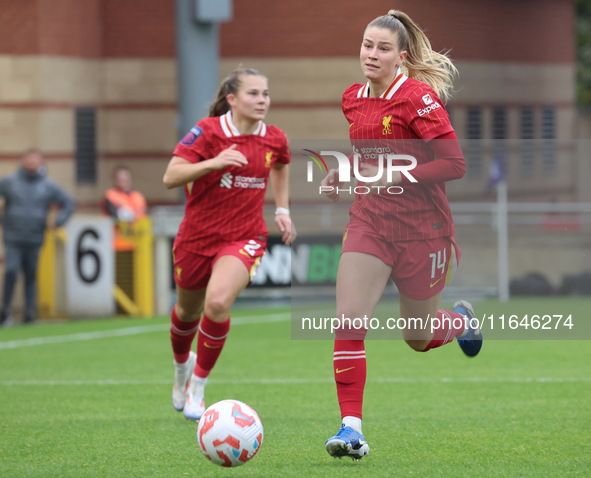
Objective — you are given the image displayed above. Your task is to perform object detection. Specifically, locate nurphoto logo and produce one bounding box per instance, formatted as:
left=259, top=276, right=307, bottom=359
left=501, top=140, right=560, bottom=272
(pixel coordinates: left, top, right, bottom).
left=304, top=148, right=417, bottom=196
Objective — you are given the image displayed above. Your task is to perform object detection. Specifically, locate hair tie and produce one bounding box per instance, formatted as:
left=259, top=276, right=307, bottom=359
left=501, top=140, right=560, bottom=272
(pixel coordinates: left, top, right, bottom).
left=391, top=13, right=400, bottom=20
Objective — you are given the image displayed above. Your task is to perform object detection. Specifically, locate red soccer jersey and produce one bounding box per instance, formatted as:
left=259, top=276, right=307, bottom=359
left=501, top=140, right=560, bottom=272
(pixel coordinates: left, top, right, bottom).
left=173, top=111, right=290, bottom=256
left=342, top=70, right=456, bottom=241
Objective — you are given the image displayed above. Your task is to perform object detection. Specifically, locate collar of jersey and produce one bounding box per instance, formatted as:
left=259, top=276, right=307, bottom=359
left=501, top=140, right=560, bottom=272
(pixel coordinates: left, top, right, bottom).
left=220, top=110, right=267, bottom=138
left=357, top=67, right=408, bottom=99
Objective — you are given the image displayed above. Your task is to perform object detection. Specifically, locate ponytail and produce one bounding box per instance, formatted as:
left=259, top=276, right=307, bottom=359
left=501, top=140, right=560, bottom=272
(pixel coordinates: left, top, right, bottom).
left=367, top=10, right=458, bottom=103
left=209, top=82, right=231, bottom=117
left=209, top=68, right=268, bottom=117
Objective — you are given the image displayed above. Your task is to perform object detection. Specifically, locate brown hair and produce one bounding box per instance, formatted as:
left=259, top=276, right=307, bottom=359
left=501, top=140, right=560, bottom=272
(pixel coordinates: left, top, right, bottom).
left=367, top=10, right=458, bottom=103
left=209, top=68, right=268, bottom=117
left=112, top=165, right=131, bottom=179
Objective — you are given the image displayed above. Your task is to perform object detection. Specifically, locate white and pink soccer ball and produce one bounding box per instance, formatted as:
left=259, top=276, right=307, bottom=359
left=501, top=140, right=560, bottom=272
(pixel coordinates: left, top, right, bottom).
left=196, top=399, right=264, bottom=467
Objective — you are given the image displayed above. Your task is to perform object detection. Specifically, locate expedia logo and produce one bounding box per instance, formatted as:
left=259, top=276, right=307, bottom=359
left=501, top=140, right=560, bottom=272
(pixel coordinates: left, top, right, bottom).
left=422, top=94, right=434, bottom=105
left=417, top=102, right=441, bottom=117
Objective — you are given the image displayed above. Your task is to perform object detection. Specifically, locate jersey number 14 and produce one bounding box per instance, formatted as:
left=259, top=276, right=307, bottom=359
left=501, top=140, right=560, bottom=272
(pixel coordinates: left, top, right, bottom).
left=429, top=249, right=446, bottom=279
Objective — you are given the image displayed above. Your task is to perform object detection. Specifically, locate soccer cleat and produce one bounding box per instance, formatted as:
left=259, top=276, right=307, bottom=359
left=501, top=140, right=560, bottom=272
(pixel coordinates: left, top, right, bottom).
left=325, top=425, right=370, bottom=461
left=172, top=351, right=197, bottom=412
left=183, top=374, right=207, bottom=421
left=453, top=300, right=483, bottom=357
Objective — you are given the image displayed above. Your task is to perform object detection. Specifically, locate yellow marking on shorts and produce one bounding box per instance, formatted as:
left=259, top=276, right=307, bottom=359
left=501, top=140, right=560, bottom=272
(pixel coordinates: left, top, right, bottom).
left=249, top=256, right=262, bottom=280
left=429, top=277, right=442, bottom=288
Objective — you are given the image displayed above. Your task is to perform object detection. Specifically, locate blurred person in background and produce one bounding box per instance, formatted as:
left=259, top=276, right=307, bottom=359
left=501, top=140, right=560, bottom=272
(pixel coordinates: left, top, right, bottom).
left=101, top=166, right=148, bottom=251
left=163, top=68, right=295, bottom=421
left=0, top=149, right=75, bottom=326
left=321, top=10, right=482, bottom=460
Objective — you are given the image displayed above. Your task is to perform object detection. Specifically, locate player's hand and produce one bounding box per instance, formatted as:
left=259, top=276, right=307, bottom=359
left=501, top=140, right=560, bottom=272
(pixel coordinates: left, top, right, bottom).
left=275, top=214, right=296, bottom=245
left=320, top=169, right=344, bottom=202
left=210, top=144, right=248, bottom=170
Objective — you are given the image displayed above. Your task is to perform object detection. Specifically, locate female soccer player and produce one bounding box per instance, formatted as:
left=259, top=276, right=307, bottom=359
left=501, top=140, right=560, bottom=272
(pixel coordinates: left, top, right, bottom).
left=163, top=68, right=295, bottom=421
left=322, top=11, right=482, bottom=460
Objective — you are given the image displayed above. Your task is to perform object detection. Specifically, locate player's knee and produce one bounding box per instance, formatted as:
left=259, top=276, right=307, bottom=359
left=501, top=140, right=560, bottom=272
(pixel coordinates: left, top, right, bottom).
left=204, top=295, right=231, bottom=319
left=175, top=303, right=200, bottom=323
left=404, top=339, right=428, bottom=352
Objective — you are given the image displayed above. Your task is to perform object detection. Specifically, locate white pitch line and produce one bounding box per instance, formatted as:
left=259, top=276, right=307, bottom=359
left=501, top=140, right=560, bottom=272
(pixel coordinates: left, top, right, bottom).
left=0, top=313, right=289, bottom=350
left=1, top=377, right=590, bottom=386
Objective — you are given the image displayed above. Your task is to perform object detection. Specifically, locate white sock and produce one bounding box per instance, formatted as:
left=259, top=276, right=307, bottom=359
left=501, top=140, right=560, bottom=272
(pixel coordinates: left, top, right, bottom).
left=174, top=360, right=191, bottom=386
left=343, top=416, right=362, bottom=434
left=189, top=374, right=208, bottom=396
left=174, top=358, right=189, bottom=369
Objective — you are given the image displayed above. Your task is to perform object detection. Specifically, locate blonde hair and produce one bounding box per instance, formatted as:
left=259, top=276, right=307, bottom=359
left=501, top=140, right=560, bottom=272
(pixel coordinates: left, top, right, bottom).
left=209, top=68, right=267, bottom=117
left=367, top=10, right=458, bottom=103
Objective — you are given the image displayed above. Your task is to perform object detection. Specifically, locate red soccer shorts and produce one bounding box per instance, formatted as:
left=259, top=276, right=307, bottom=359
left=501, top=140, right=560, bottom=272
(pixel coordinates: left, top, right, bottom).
left=341, top=218, right=460, bottom=300
left=173, top=238, right=266, bottom=290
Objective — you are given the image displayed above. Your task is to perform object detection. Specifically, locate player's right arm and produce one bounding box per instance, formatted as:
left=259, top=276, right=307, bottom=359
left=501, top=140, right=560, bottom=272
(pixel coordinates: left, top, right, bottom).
left=163, top=144, right=248, bottom=189
left=320, top=169, right=346, bottom=202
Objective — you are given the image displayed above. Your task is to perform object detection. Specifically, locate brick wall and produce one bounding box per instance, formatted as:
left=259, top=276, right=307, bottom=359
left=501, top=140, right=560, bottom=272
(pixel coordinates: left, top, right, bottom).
left=101, top=0, right=175, bottom=58
left=0, top=1, right=38, bottom=55
left=221, top=0, right=574, bottom=63
left=0, top=0, right=575, bottom=63
left=0, top=0, right=174, bottom=58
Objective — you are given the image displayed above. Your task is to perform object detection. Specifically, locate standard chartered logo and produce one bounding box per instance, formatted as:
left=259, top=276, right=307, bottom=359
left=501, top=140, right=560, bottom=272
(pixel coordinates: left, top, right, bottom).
left=220, top=172, right=266, bottom=189
left=220, top=172, right=233, bottom=189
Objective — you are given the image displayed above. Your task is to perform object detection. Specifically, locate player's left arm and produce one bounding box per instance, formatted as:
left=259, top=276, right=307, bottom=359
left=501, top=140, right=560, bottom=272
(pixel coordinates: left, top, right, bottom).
left=361, top=131, right=465, bottom=188
left=399, top=131, right=466, bottom=185
left=270, top=163, right=296, bottom=245
left=398, top=87, right=465, bottom=185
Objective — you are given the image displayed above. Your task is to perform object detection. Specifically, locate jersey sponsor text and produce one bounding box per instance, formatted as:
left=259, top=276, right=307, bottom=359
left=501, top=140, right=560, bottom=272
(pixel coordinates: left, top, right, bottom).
left=417, top=101, right=442, bottom=117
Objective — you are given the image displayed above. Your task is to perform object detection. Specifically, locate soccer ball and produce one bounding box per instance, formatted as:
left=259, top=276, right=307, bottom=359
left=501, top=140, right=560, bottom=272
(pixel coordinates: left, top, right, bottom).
left=196, top=399, right=263, bottom=467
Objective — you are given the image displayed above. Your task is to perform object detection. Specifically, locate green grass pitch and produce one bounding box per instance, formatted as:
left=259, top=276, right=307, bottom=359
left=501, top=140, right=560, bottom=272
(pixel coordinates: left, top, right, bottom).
left=0, top=297, right=590, bottom=477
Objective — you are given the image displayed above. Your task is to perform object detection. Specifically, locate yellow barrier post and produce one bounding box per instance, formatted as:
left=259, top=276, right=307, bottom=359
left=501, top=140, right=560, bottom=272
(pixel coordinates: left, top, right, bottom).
left=132, top=217, right=154, bottom=317
left=37, top=228, right=66, bottom=319
left=37, top=229, right=56, bottom=319
left=112, top=284, right=142, bottom=316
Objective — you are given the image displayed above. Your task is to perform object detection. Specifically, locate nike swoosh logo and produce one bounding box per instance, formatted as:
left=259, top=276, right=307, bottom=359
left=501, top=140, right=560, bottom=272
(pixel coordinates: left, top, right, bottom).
left=238, top=249, right=250, bottom=257
left=430, top=277, right=442, bottom=288
left=204, top=343, right=221, bottom=349
left=336, top=366, right=355, bottom=374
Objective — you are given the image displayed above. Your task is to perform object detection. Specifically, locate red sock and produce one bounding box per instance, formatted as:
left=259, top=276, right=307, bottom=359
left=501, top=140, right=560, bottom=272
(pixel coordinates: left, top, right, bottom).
left=333, top=326, right=367, bottom=420
left=170, top=305, right=200, bottom=363
left=422, top=309, right=466, bottom=352
left=194, top=314, right=230, bottom=379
